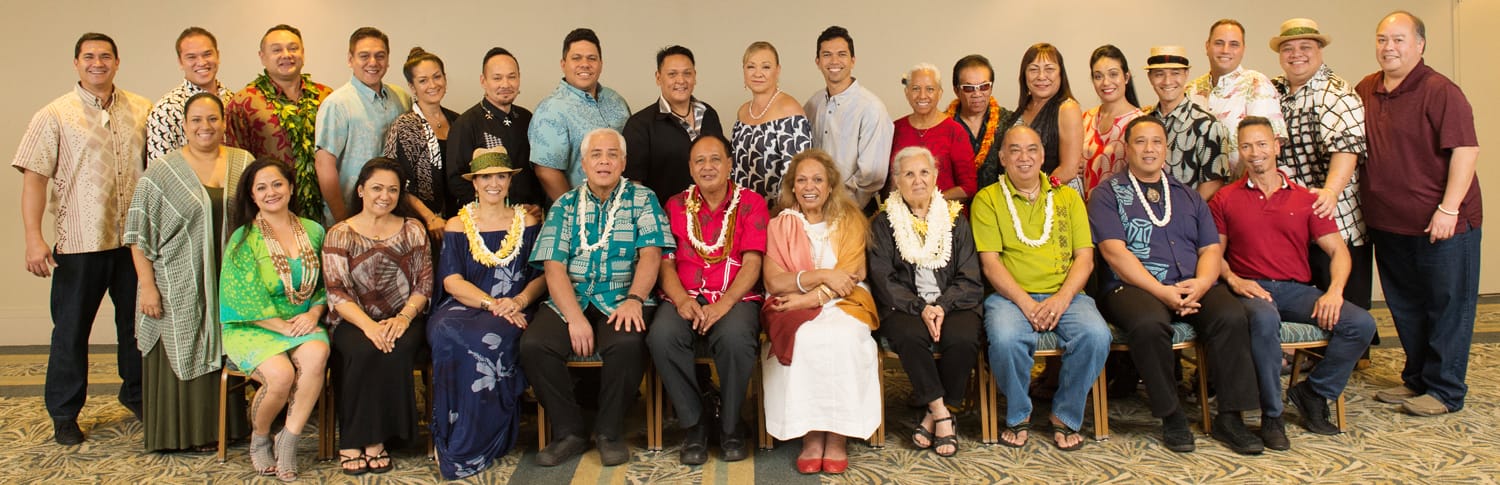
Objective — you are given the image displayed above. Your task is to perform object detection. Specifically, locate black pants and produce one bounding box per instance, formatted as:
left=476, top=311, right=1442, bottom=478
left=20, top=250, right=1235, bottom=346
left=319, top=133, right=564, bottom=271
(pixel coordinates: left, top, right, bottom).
left=520, top=305, right=651, bottom=440
left=330, top=316, right=425, bottom=449
left=646, top=300, right=759, bottom=434
left=1101, top=284, right=1259, bottom=417
left=1309, top=241, right=1373, bottom=310
left=879, top=309, right=982, bottom=406
left=47, top=247, right=141, bottom=419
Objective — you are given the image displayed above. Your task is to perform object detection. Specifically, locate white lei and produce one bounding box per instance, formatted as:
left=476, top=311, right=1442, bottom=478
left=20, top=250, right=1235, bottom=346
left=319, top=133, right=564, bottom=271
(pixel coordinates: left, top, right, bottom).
left=576, top=180, right=629, bottom=254
left=885, top=191, right=956, bottom=269
left=1000, top=176, right=1055, bottom=248
left=1128, top=171, right=1172, bottom=227
left=684, top=184, right=742, bottom=255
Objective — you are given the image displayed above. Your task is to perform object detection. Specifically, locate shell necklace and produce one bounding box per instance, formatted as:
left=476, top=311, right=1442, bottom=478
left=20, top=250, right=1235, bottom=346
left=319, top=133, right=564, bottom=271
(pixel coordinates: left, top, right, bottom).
left=1128, top=170, right=1172, bottom=226
left=1001, top=176, right=1055, bottom=247
left=576, top=181, right=628, bottom=254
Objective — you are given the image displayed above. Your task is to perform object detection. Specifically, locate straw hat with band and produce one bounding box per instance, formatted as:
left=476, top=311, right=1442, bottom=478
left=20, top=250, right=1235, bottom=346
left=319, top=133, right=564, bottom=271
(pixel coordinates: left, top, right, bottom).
left=1144, top=45, right=1190, bottom=70
left=1269, top=18, right=1331, bottom=51
left=463, top=147, right=521, bottom=180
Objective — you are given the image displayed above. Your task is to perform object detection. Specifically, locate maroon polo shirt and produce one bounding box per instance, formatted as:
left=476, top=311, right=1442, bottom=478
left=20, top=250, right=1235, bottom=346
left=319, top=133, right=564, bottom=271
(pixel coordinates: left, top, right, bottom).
left=1356, top=60, right=1481, bottom=236
left=1210, top=174, right=1338, bottom=283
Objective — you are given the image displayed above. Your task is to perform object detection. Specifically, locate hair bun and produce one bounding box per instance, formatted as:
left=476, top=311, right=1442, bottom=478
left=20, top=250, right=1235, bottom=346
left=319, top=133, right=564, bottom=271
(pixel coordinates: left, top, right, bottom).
left=407, top=46, right=427, bottom=61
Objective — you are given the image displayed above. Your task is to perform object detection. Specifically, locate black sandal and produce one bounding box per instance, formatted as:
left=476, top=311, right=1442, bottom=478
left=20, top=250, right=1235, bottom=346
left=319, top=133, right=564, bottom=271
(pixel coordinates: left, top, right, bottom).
left=1000, top=422, right=1030, bottom=448
left=368, top=449, right=394, bottom=474
left=1052, top=424, right=1085, bottom=451
left=931, top=416, right=959, bottom=457
left=340, top=452, right=369, bottom=476
left=911, top=416, right=936, bottom=449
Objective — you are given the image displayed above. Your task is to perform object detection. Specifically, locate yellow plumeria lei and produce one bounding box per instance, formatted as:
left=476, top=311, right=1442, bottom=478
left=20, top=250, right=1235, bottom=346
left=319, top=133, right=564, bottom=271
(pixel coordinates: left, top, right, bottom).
left=460, top=202, right=525, bottom=267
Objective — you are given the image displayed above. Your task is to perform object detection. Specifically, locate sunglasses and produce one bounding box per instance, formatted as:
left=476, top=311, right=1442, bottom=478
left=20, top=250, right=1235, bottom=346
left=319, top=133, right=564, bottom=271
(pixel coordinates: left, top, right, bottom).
left=958, top=82, right=992, bottom=93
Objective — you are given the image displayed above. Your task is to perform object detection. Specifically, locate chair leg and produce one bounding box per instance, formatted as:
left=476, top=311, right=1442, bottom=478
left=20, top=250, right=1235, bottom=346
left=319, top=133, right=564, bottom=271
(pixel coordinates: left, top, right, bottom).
left=870, top=357, right=885, bottom=448
left=218, top=369, right=230, bottom=463
left=422, top=364, right=435, bottom=460
left=1194, top=348, right=1211, bottom=434
left=318, top=376, right=335, bottom=461
left=1336, top=393, right=1347, bottom=432
left=979, top=358, right=997, bottom=445
left=1091, top=365, right=1109, bottom=441
left=537, top=401, right=549, bottom=451
left=646, top=364, right=661, bottom=452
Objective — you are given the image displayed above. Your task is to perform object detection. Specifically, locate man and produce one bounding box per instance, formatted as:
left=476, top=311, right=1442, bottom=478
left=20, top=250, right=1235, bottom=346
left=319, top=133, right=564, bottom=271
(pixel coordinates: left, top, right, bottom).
left=447, top=47, right=544, bottom=211
left=971, top=126, right=1110, bottom=450
left=226, top=24, right=333, bottom=220
left=1089, top=116, right=1262, bottom=455
left=314, top=27, right=410, bottom=221
left=803, top=26, right=893, bottom=210
left=623, top=45, right=725, bottom=203
left=522, top=128, right=673, bottom=466
left=1186, top=19, right=1287, bottom=172
left=1142, top=45, right=1231, bottom=200
left=948, top=54, right=1014, bottom=190
left=13, top=33, right=150, bottom=445
left=145, top=27, right=232, bottom=163
left=1356, top=11, right=1482, bottom=417
left=531, top=28, right=630, bottom=201
left=1270, top=18, right=1373, bottom=310
left=1211, top=116, right=1376, bottom=449
left=647, top=133, right=766, bottom=465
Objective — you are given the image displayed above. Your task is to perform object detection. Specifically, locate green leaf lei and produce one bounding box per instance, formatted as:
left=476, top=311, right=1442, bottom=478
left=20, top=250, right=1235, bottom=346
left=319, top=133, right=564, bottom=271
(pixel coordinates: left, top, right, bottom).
left=251, top=72, right=326, bottom=220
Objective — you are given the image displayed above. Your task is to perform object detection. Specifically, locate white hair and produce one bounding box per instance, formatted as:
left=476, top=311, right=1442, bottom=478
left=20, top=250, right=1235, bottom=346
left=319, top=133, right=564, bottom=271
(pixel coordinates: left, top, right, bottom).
left=902, top=62, right=941, bottom=86
left=580, top=127, right=628, bottom=158
left=892, top=146, right=938, bottom=172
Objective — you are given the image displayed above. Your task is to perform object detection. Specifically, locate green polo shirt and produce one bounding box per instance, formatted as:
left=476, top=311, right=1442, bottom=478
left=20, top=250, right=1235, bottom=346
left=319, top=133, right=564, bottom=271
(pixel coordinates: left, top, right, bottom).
left=970, top=173, right=1091, bottom=294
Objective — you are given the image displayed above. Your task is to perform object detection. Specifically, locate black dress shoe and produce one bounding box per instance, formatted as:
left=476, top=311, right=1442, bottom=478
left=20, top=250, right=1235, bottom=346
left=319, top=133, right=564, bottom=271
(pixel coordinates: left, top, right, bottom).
left=536, top=434, right=590, bottom=466
left=123, top=401, right=144, bottom=421
left=680, top=422, right=709, bottom=465
left=53, top=418, right=84, bottom=446
left=720, top=421, right=750, bottom=462
left=1288, top=381, right=1341, bottom=435
left=597, top=436, right=631, bottom=466
left=1162, top=418, right=1195, bottom=453
left=1260, top=415, right=1290, bottom=451
left=1211, top=415, right=1265, bottom=455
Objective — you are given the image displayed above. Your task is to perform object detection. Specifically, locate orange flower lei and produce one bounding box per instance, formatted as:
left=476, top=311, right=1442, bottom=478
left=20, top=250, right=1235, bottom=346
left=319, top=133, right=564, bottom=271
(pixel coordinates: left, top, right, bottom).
left=944, top=97, right=1002, bottom=170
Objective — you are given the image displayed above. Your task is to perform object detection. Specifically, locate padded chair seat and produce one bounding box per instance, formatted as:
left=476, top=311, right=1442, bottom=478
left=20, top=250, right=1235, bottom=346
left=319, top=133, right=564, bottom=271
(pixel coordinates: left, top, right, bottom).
left=1280, top=321, right=1331, bottom=344
left=1108, top=322, right=1196, bottom=345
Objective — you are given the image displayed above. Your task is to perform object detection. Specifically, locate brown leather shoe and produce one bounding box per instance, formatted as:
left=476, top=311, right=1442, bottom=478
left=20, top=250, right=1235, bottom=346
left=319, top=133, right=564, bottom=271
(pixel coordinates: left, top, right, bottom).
left=1401, top=395, right=1453, bottom=416
left=1375, top=385, right=1418, bottom=404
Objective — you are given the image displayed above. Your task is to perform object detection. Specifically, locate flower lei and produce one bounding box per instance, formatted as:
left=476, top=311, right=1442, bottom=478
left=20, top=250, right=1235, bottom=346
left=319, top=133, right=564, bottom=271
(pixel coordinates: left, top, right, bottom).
left=945, top=97, right=1002, bottom=169
left=250, top=72, right=326, bottom=220
left=1001, top=174, right=1056, bottom=248
left=1129, top=171, right=1172, bottom=226
left=460, top=202, right=525, bottom=267
left=255, top=213, right=320, bottom=305
left=684, top=184, right=742, bottom=264
left=885, top=191, right=961, bottom=269
left=576, top=180, right=629, bottom=254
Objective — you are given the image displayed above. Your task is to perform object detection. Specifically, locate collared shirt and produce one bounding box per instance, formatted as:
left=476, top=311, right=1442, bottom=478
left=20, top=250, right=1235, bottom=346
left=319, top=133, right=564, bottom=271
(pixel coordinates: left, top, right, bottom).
left=12, top=84, right=151, bottom=254
left=1187, top=66, right=1288, bottom=170
left=1089, top=170, right=1219, bottom=290
left=225, top=74, right=334, bottom=219
left=315, top=76, right=411, bottom=208
left=662, top=186, right=768, bottom=304
left=145, top=79, right=232, bottom=163
left=446, top=99, right=541, bottom=208
left=1210, top=174, right=1338, bottom=283
left=805, top=79, right=895, bottom=208
left=1356, top=60, right=1482, bottom=236
left=623, top=96, right=725, bottom=203
left=530, top=181, right=674, bottom=314
left=529, top=80, right=631, bottom=187
left=1273, top=64, right=1369, bottom=245
left=970, top=173, right=1091, bottom=294
left=1146, top=99, right=1231, bottom=189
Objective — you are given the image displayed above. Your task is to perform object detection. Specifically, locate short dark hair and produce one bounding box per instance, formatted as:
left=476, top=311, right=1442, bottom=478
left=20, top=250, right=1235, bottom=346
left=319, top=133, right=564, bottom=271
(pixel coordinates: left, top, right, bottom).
left=951, top=54, right=994, bottom=91
left=690, top=132, right=731, bottom=156
left=348, top=27, right=389, bottom=54
left=562, top=28, right=601, bottom=58
left=182, top=92, right=224, bottom=118
left=1125, top=115, right=1166, bottom=140
left=656, top=45, right=695, bottom=70
left=402, top=47, right=444, bottom=84
left=1236, top=115, right=1274, bottom=136
left=1209, top=18, right=1246, bottom=38
left=75, top=32, right=117, bottom=59
left=815, top=25, right=855, bottom=58
left=174, top=27, right=217, bottom=56
left=482, top=47, right=516, bottom=70
left=260, top=24, right=302, bottom=50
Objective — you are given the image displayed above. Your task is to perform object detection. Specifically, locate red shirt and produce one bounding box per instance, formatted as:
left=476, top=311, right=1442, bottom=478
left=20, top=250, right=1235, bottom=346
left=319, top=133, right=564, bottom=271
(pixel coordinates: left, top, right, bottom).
left=1356, top=60, right=1482, bottom=236
left=1210, top=174, right=1338, bottom=283
left=891, top=116, right=978, bottom=197
left=663, top=186, right=769, bottom=304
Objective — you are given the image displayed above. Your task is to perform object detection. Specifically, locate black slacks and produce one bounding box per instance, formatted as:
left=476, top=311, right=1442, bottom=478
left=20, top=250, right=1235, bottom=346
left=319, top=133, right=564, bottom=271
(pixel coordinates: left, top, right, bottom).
left=878, top=309, right=982, bottom=405
left=519, top=305, right=651, bottom=440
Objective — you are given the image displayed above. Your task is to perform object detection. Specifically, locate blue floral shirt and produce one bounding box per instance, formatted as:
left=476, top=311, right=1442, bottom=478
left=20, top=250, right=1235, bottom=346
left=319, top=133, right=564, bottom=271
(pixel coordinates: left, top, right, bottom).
left=530, top=181, right=673, bottom=314
left=528, top=80, right=630, bottom=187
left=1088, top=171, right=1219, bottom=291
left=314, top=76, right=410, bottom=211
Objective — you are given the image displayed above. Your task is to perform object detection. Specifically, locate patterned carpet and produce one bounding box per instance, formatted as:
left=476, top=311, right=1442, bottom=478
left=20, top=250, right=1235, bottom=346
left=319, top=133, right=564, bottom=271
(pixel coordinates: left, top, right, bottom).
left=2, top=303, right=1498, bottom=484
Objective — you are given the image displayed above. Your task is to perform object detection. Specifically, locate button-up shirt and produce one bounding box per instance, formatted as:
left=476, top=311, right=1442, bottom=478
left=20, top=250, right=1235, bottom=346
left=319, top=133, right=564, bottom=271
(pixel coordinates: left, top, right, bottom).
left=1273, top=64, right=1368, bottom=246
left=314, top=76, right=410, bottom=208
left=145, top=79, right=232, bottom=163
left=530, top=80, right=631, bottom=187
left=1187, top=66, right=1288, bottom=171
left=662, top=186, right=768, bottom=304
left=12, top=84, right=151, bottom=254
left=530, top=181, right=674, bottom=314
left=970, top=173, right=1092, bottom=294
left=1146, top=99, right=1230, bottom=189
left=1089, top=170, right=1219, bottom=290
left=1210, top=174, right=1338, bottom=283
left=805, top=79, right=894, bottom=208
left=446, top=99, right=542, bottom=207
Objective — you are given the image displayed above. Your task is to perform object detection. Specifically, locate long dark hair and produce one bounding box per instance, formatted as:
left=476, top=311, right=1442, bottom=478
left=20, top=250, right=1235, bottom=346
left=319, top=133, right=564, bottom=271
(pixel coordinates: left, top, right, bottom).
left=229, top=158, right=297, bottom=251
left=349, top=157, right=418, bottom=220
left=1090, top=44, right=1139, bottom=108
left=1015, top=43, right=1075, bottom=109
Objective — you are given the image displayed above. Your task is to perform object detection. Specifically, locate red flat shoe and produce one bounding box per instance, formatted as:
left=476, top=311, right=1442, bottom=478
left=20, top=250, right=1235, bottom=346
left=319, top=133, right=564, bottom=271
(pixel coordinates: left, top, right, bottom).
left=796, top=458, right=823, bottom=474
left=822, top=458, right=848, bottom=474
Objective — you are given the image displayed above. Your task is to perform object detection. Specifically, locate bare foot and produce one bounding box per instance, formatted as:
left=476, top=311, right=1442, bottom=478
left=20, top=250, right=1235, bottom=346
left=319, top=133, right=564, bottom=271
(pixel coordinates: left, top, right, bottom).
left=1051, top=416, right=1084, bottom=449
left=913, top=413, right=935, bottom=448
left=932, top=412, right=957, bottom=456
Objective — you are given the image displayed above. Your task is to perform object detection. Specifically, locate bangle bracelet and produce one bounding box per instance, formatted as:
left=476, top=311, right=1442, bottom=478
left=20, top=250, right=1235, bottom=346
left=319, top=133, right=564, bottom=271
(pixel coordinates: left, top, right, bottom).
left=796, top=271, right=809, bottom=293
left=1437, top=204, right=1460, bottom=216
left=626, top=294, right=645, bottom=304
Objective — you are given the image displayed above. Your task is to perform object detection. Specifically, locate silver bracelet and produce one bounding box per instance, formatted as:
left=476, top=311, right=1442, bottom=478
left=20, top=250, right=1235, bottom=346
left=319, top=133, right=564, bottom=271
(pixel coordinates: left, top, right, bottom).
left=795, top=271, right=809, bottom=293
left=1436, top=204, right=1460, bottom=216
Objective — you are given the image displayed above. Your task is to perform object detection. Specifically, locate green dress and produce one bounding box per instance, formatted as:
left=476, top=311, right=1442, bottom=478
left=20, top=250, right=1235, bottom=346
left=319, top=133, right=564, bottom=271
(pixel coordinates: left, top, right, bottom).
left=220, top=218, right=329, bottom=373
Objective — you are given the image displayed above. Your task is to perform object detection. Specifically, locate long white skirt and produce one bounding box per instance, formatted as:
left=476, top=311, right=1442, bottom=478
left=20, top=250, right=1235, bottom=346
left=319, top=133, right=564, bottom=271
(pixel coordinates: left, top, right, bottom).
left=762, top=304, right=882, bottom=441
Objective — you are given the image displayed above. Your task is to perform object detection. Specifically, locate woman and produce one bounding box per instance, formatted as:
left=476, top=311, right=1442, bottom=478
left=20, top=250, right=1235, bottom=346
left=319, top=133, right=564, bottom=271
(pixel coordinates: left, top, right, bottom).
left=428, top=147, right=544, bottom=479
left=945, top=55, right=1013, bottom=189
left=761, top=149, right=880, bottom=475
left=732, top=41, right=812, bottom=204
left=1080, top=45, right=1143, bottom=198
left=384, top=47, right=460, bottom=239
left=990, top=44, right=1083, bottom=192
left=322, top=158, right=433, bottom=475
left=126, top=92, right=252, bottom=452
left=868, top=147, right=983, bottom=457
left=891, top=64, right=977, bottom=201
left=220, top=159, right=330, bottom=481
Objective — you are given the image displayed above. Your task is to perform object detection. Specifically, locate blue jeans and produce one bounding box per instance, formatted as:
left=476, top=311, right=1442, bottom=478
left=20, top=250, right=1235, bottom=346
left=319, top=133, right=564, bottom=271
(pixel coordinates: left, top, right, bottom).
left=1372, top=227, right=1482, bottom=411
left=1239, top=280, right=1376, bottom=417
left=984, top=293, right=1111, bottom=430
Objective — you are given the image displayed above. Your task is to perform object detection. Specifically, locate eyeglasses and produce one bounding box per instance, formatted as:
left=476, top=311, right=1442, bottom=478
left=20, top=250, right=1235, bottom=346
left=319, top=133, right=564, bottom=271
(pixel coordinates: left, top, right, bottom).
left=958, top=82, right=992, bottom=93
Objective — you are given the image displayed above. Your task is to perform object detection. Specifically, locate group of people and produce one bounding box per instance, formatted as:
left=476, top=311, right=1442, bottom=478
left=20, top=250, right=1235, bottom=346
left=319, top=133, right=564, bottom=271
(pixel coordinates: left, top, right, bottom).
left=11, top=9, right=1480, bottom=480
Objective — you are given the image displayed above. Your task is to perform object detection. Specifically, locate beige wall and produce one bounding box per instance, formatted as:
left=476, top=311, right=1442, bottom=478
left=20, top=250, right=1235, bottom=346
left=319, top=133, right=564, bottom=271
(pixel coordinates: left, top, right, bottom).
left=0, top=0, right=1489, bottom=345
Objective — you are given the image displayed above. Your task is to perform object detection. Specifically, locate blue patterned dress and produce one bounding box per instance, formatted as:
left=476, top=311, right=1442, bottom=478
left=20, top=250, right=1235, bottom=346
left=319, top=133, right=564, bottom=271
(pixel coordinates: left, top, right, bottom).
left=731, top=115, right=812, bottom=204
left=427, top=225, right=540, bottom=479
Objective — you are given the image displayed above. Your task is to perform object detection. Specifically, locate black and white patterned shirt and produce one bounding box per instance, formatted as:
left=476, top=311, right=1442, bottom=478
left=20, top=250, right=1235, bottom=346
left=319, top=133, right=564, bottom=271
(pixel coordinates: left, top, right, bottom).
left=1145, top=99, right=1230, bottom=189
left=1273, top=64, right=1368, bottom=246
left=145, top=79, right=231, bottom=164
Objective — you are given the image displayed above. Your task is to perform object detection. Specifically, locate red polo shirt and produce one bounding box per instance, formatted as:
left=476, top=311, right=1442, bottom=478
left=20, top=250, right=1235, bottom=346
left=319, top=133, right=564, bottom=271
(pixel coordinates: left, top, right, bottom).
left=1209, top=174, right=1338, bottom=283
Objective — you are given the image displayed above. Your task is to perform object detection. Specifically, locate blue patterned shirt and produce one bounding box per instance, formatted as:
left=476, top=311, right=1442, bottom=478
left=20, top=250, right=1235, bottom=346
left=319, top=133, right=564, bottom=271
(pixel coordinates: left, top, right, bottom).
left=529, top=80, right=631, bottom=187
left=1088, top=171, right=1218, bottom=291
left=314, top=76, right=410, bottom=209
left=530, top=180, right=674, bottom=314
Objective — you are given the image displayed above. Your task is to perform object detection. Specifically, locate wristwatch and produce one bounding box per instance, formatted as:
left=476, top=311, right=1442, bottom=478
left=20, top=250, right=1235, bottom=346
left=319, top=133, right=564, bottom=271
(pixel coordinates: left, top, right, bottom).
left=480, top=298, right=495, bottom=311
left=625, top=294, right=646, bottom=304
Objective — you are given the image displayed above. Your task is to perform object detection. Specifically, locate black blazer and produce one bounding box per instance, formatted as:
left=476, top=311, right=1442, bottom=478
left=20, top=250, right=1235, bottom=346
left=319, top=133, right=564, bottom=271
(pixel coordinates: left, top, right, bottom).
left=622, top=99, right=725, bottom=202
left=867, top=210, right=984, bottom=319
